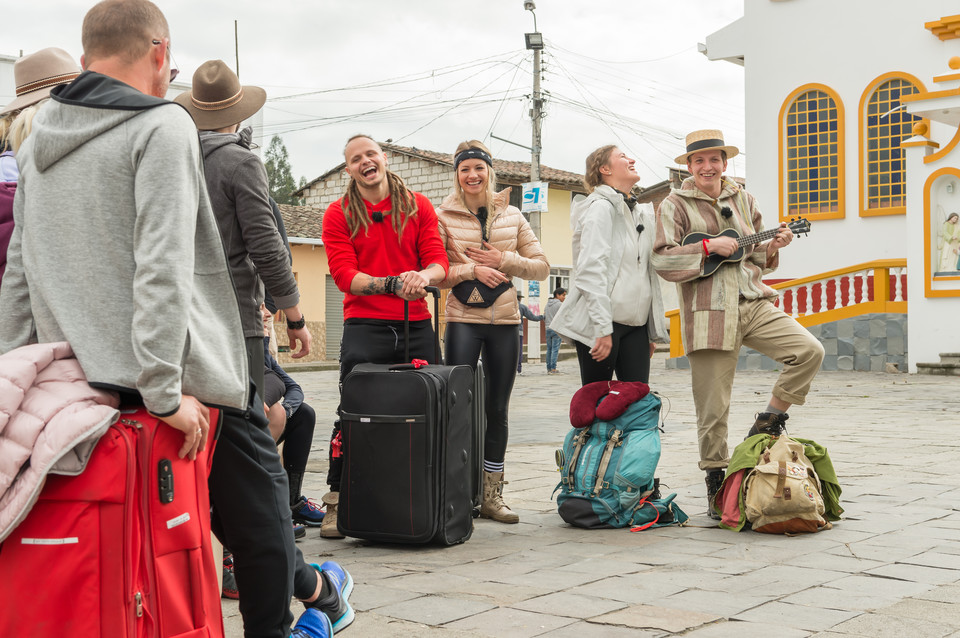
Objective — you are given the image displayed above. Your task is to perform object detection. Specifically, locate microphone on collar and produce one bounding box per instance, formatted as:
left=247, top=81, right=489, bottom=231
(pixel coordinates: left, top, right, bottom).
left=371, top=212, right=384, bottom=222
left=636, top=223, right=644, bottom=235
left=720, top=206, right=733, bottom=219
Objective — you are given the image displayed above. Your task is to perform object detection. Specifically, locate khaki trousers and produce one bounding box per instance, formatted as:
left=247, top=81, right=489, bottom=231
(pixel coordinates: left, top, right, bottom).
left=687, top=298, right=824, bottom=470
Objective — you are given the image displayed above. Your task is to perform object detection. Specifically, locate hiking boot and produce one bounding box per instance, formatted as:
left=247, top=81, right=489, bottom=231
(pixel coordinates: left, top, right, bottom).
left=222, top=551, right=238, bottom=600
left=319, top=492, right=344, bottom=539
left=291, top=608, right=332, bottom=638
left=746, top=411, right=789, bottom=439
left=304, top=561, right=354, bottom=633
left=292, top=496, right=326, bottom=527
left=705, top=469, right=724, bottom=521
left=293, top=521, right=306, bottom=540
left=480, top=470, right=519, bottom=523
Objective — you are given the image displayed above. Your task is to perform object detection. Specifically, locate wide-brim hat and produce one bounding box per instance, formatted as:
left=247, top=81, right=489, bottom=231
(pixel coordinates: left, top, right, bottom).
left=173, top=60, right=266, bottom=131
left=674, top=129, right=739, bottom=165
left=1, top=47, right=80, bottom=117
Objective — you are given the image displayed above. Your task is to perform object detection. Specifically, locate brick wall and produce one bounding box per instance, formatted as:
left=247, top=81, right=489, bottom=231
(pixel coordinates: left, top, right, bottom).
left=301, top=152, right=455, bottom=210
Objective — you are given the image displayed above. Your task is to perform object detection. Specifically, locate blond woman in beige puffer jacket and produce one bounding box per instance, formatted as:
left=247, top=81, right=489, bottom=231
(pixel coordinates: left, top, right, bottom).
left=437, top=140, right=549, bottom=524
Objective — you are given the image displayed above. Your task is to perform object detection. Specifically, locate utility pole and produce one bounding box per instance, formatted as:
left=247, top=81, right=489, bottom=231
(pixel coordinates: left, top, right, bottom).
left=234, top=20, right=240, bottom=78
left=524, top=1, right=544, bottom=241
left=523, top=1, right=545, bottom=365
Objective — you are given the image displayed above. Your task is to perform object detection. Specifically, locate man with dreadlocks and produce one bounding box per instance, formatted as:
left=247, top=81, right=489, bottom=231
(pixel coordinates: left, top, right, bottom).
left=320, top=135, right=449, bottom=538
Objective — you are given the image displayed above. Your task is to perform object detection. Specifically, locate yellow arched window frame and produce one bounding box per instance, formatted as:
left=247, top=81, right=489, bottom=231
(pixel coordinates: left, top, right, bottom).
left=779, top=84, right=845, bottom=222
left=859, top=72, right=926, bottom=218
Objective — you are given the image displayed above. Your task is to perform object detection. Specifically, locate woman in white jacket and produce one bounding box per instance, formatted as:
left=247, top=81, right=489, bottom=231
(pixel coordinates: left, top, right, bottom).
left=551, top=145, right=667, bottom=385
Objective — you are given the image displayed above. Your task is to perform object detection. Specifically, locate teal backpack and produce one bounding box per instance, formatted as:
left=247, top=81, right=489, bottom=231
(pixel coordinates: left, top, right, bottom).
left=554, top=392, right=687, bottom=529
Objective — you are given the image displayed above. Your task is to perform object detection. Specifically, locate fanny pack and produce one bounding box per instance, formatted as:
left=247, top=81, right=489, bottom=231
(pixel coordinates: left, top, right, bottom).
left=450, top=280, right=513, bottom=307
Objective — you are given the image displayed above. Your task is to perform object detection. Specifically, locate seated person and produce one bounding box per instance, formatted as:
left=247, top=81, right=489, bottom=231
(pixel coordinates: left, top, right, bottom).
left=263, top=346, right=324, bottom=527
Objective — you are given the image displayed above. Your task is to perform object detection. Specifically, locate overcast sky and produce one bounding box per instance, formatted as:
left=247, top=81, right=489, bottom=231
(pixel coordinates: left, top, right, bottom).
left=0, top=0, right=746, bottom=187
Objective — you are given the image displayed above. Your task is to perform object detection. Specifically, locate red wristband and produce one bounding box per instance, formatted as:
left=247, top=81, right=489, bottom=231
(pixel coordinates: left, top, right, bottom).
left=702, top=238, right=710, bottom=255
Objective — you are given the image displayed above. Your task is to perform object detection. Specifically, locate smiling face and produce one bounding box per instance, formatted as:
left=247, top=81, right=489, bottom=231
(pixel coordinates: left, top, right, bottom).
left=688, top=149, right=727, bottom=197
left=457, top=159, right=489, bottom=198
left=600, top=147, right=639, bottom=192
left=344, top=136, right=388, bottom=194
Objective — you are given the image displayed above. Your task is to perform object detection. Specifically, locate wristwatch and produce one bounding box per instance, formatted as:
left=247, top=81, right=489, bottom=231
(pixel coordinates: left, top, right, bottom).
left=287, top=315, right=306, bottom=330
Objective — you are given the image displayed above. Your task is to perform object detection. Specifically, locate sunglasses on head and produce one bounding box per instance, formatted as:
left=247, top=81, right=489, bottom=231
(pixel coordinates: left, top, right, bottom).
left=151, top=39, right=179, bottom=82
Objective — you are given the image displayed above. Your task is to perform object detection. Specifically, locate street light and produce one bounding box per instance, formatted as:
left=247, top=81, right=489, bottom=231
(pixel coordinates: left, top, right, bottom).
left=524, top=32, right=544, bottom=51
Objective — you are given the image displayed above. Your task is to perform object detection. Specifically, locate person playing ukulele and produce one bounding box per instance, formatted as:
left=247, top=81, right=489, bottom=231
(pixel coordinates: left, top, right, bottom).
left=652, top=130, right=824, bottom=521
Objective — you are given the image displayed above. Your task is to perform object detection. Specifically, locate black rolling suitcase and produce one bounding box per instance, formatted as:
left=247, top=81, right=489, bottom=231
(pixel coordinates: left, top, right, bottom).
left=338, top=287, right=481, bottom=545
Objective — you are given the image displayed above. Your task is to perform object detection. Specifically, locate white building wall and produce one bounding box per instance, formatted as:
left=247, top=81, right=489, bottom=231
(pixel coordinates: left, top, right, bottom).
left=706, top=0, right=958, bottom=279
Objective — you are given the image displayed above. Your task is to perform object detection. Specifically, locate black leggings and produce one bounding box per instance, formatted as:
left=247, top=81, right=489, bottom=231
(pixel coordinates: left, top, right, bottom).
left=574, top=321, right=651, bottom=385
left=278, top=403, right=315, bottom=478
left=444, top=322, right=519, bottom=464
left=328, top=319, right=437, bottom=491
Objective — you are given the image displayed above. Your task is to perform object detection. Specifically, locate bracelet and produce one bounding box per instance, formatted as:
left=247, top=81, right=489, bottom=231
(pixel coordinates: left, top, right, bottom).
left=385, top=275, right=398, bottom=295
left=702, top=238, right=710, bottom=256
left=287, top=315, right=306, bottom=330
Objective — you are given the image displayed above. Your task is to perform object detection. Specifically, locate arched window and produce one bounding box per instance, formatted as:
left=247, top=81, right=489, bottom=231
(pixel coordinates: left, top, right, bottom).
left=859, top=73, right=925, bottom=217
left=779, top=84, right=845, bottom=221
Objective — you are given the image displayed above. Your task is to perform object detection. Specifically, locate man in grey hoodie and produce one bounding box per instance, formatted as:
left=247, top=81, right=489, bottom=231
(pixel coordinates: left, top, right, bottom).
left=0, top=2, right=347, bottom=637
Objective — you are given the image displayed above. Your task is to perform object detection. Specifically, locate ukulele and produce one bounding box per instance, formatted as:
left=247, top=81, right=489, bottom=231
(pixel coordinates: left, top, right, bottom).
left=682, top=217, right=811, bottom=277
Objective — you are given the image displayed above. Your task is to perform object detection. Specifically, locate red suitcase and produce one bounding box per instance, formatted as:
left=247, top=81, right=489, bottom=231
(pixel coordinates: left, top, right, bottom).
left=0, top=406, right=224, bottom=638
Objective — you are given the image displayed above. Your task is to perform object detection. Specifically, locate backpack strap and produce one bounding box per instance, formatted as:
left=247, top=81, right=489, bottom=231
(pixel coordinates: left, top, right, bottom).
left=563, top=429, right=590, bottom=488
left=774, top=460, right=788, bottom=500
left=592, top=429, right=622, bottom=497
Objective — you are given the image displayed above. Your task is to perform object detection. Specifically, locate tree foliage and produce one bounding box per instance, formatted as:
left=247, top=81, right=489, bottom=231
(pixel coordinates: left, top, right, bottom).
left=264, top=135, right=303, bottom=205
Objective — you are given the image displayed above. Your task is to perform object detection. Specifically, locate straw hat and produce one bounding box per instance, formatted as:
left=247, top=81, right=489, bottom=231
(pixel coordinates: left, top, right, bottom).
left=174, top=60, right=266, bottom=131
left=674, top=129, right=740, bottom=165
left=1, top=48, right=80, bottom=117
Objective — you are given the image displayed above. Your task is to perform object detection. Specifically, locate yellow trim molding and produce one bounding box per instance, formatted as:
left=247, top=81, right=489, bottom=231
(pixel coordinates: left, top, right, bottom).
left=925, top=14, right=960, bottom=41
left=858, top=72, right=926, bottom=218
left=778, top=83, right=845, bottom=223
left=923, top=167, right=960, bottom=297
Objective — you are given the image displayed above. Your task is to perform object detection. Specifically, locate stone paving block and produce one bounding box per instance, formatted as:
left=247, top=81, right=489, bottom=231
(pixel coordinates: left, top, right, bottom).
left=734, top=566, right=849, bottom=596
left=649, top=588, right=775, bottom=617
left=491, top=567, right=606, bottom=590
left=510, top=591, right=629, bottom=619
left=553, top=557, right=646, bottom=578
left=590, top=604, right=721, bottom=633
left=816, top=574, right=936, bottom=599
left=445, top=559, right=537, bottom=581
left=379, top=571, right=479, bottom=595
left=733, top=600, right=860, bottom=631
left=445, top=606, right=576, bottom=637
left=900, top=551, right=960, bottom=571
left=865, top=563, right=960, bottom=585
left=684, top=619, right=812, bottom=637
left=453, top=582, right=556, bottom=608
left=883, top=598, right=960, bottom=626
left=782, top=587, right=912, bottom=612
left=779, top=551, right=882, bottom=575
left=349, top=583, right=422, bottom=612
left=915, top=584, right=960, bottom=603
left=566, top=574, right=687, bottom=604
left=547, top=621, right=662, bottom=638
left=830, top=611, right=955, bottom=637
left=374, top=594, right=495, bottom=626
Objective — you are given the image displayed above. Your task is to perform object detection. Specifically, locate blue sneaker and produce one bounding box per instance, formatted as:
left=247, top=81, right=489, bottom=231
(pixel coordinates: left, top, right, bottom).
left=291, top=608, right=332, bottom=638
left=305, top=561, right=354, bottom=633
left=292, top=496, right=326, bottom=527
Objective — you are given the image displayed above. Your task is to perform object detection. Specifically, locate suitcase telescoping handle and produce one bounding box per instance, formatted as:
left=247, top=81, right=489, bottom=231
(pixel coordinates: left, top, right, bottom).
left=402, top=285, right=441, bottom=363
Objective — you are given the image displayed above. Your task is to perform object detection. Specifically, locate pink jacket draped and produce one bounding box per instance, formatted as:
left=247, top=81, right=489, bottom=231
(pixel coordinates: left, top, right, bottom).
left=0, top=342, right=119, bottom=541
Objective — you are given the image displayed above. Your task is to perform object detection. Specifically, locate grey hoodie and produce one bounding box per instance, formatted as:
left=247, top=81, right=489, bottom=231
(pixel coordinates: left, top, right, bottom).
left=199, top=129, right=299, bottom=338
left=0, top=71, right=248, bottom=414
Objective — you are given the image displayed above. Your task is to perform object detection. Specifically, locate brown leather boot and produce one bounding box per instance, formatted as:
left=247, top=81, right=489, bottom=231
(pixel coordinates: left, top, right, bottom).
left=319, top=491, right=344, bottom=539
left=745, top=411, right=789, bottom=439
left=480, top=471, right=519, bottom=524
left=705, top=469, right=724, bottom=521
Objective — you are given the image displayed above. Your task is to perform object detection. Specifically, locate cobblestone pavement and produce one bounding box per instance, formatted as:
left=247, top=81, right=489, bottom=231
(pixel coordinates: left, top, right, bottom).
left=223, top=354, right=960, bottom=637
